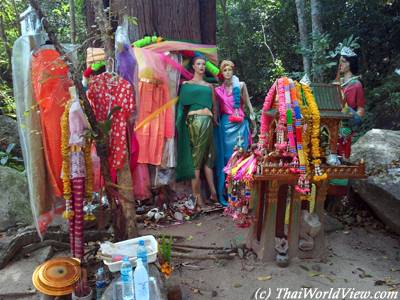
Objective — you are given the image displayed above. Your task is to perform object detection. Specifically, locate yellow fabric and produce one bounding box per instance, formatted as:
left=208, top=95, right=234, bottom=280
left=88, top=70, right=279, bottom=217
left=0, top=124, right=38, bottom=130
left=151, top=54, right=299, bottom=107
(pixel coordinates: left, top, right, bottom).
left=134, top=97, right=178, bottom=132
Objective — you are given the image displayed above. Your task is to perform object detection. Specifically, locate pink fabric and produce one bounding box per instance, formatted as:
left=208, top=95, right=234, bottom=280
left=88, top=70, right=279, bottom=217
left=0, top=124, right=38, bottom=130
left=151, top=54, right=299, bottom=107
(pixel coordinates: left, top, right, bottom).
left=91, top=144, right=102, bottom=192
left=69, top=100, right=89, bottom=146
left=343, top=80, right=366, bottom=110
left=159, top=53, right=193, bottom=80
left=136, top=81, right=168, bottom=165
left=87, top=73, right=135, bottom=171
left=70, top=152, right=86, bottom=179
left=215, top=85, right=245, bottom=117
left=133, top=164, right=152, bottom=200
left=71, top=177, right=85, bottom=259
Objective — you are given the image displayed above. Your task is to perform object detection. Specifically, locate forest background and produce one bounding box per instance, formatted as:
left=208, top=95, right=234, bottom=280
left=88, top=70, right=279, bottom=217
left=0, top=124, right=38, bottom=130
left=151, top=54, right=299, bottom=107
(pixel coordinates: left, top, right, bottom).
left=1, top=0, right=400, bottom=169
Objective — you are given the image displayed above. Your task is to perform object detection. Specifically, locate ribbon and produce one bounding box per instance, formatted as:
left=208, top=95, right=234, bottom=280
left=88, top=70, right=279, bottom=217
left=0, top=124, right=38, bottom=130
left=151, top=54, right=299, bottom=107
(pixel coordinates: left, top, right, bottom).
left=134, top=97, right=178, bottom=132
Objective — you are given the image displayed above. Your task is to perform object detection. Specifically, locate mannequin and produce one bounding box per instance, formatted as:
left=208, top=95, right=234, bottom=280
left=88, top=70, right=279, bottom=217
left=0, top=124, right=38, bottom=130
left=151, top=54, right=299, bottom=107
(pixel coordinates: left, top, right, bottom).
left=176, top=55, right=218, bottom=210
left=337, top=47, right=365, bottom=159
left=215, top=60, right=256, bottom=205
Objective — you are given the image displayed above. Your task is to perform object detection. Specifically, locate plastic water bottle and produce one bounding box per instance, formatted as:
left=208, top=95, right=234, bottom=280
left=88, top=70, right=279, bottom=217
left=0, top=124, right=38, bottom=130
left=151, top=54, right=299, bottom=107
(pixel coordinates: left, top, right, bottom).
left=134, top=258, right=149, bottom=300
left=95, top=267, right=107, bottom=299
left=137, top=240, right=148, bottom=272
left=120, top=256, right=134, bottom=300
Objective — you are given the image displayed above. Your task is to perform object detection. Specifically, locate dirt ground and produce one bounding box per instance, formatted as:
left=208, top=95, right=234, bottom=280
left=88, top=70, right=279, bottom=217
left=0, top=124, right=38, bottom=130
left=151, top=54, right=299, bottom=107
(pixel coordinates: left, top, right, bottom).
left=143, top=213, right=400, bottom=300
left=1, top=212, right=399, bottom=300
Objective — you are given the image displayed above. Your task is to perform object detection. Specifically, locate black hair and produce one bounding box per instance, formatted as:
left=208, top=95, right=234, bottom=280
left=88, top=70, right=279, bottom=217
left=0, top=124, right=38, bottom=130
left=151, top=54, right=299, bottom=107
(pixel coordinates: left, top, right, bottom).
left=341, top=55, right=359, bottom=74
left=191, top=54, right=207, bottom=66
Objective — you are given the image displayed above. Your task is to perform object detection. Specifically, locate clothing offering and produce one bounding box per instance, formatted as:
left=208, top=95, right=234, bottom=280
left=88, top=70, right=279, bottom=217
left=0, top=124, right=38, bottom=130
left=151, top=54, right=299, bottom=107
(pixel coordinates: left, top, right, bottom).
left=215, top=84, right=250, bottom=205
left=338, top=78, right=365, bottom=159
left=134, top=47, right=173, bottom=166
left=176, top=83, right=214, bottom=181
left=136, top=80, right=169, bottom=165
left=343, top=78, right=366, bottom=110
left=187, top=115, right=215, bottom=169
left=68, top=99, right=89, bottom=259
left=87, top=72, right=135, bottom=172
left=32, top=48, right=71, bottom=197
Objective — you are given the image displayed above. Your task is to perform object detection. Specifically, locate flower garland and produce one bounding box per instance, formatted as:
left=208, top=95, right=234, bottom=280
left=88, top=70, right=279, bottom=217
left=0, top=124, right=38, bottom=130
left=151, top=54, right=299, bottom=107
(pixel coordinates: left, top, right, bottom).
left=224, top=149, right=259, bottom=228
left=61, top=101, right=73, bottom=219
left=83, top=142, right=96, bottom=221
left=287, top=79, right=309, bottom=194
left=259, top=81, right=277, bottom=148
left=61, top=100, right=95, bottom=220
left=284, top=78, right=296, bottom=155
left=275, top=78, right=288, bottom=151
left=296, top=83, right=327, bottom=181
left=228, top=75, right=244, bottom=123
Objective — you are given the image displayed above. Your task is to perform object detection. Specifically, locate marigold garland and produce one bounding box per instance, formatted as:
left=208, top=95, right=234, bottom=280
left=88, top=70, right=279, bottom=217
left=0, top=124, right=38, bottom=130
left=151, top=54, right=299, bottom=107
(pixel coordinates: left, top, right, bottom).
left=84, top=140, right=95, bottom=221
left=61, top=101, right=73, bottom=220
left=296, top=83, right=328, bottom=181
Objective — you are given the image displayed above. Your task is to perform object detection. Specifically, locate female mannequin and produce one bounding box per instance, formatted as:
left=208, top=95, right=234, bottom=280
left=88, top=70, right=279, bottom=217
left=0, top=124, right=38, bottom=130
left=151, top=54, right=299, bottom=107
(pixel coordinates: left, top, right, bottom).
left=215, top=60, right=256, bottom=205
left=176, top=55, right=218, bottom=210
left=337, top=47, right=365, bottom=158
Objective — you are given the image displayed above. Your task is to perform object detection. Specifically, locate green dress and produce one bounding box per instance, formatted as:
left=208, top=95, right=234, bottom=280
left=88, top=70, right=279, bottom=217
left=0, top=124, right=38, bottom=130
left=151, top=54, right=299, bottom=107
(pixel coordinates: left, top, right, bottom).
left=176, top=83, right=215, bottom=181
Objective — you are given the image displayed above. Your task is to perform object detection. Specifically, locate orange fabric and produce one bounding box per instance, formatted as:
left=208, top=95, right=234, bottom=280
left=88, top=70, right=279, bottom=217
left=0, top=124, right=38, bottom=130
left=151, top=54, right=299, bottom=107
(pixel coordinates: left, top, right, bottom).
left=136, top=81, right=173, bottom=165
left=32, top=48, right=71, bottom=197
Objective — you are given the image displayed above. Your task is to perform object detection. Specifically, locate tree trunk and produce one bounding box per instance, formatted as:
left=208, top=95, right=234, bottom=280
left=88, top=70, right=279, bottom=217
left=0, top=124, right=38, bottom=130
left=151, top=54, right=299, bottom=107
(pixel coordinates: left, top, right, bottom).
left=219, top=0, right=233, bottom=57
left=87, top=0, right=216, bottom=44
left=311, top=0, right=323, bottom=82
left=295, top=0, right=311, bottom=77
left=69, top=0, right=77, bottom=44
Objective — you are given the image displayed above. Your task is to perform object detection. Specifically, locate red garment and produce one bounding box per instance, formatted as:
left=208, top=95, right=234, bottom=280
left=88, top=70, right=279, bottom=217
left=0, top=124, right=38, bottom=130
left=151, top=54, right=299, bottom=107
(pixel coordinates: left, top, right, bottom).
left=343, top=80, right=365, bottom=110
left=338, top=135, right=353, bottom=159
left=32, top=48, right=71, bottom=197
left=87, top=73, right=135, bottom=171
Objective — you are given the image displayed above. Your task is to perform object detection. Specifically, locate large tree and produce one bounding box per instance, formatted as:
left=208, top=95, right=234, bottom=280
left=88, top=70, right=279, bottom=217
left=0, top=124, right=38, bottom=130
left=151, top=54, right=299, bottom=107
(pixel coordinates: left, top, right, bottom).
left=86, top=0, right=216, bottom=44
left=295, top=0, right=311, bottom=77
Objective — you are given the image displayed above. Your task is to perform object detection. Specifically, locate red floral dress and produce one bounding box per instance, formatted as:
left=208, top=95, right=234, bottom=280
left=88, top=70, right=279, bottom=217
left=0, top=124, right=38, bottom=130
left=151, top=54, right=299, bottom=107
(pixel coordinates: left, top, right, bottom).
left=87, top=73, right=135, bottom=171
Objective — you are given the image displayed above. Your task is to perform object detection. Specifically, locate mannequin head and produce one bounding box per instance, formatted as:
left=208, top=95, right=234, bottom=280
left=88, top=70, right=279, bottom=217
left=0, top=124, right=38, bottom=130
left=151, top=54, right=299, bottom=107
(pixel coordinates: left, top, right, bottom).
left=220, top=60, right=235, bottom=81
left=191, top=55, right=206, bottom=76
left=339, top=55, right=358, bottom=75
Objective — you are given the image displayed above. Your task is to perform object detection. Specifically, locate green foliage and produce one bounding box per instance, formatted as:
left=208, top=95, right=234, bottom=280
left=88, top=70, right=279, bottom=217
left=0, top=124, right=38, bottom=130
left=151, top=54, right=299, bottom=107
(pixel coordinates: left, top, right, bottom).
left=217, top=0, right=300, bottom=101
left=160, top=235, right=172, bottom=263
left=0, top=80, right=16, bottom=117
left=0, top=143, right=24, bottom=172
left=217, top=0, right=400, bottom=131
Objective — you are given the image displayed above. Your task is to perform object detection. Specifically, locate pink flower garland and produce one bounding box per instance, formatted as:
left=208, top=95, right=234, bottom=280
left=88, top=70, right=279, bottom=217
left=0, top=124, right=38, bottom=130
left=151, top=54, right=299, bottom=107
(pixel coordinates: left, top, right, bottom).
left=275, top=78, right=288, bottom=151
left=260, top=81, right=277, bottom=147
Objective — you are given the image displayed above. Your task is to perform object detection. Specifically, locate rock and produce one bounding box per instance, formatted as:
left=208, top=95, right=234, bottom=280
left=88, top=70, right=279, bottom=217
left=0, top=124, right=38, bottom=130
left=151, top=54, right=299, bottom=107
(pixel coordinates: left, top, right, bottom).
left=350, top=129, right=400, bottom=174
left=0, top=166, right=32, bottom=231
left=350, top=129, right=400, bottom=234
left=324, top=214, right=344, bottom=233
left=0, top=115, right=21, bottom=157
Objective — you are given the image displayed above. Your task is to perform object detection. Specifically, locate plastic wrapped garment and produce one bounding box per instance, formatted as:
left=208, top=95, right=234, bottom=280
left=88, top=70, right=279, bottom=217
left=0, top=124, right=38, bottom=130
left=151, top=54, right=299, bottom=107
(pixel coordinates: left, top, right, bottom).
left=161, top=53, right=181, bottom=169
left=134, top=47, right=173, bottom=165
left=32, top=48, right=71, bottom=197
left=12, top=34, right=49, bottom=237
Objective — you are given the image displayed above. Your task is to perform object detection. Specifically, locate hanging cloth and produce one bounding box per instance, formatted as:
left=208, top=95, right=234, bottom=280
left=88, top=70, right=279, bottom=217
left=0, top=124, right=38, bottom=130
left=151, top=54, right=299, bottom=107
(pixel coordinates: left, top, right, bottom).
left=87, top=73, right=135, bottom=172
left=31, top=48, right=71, bottom=197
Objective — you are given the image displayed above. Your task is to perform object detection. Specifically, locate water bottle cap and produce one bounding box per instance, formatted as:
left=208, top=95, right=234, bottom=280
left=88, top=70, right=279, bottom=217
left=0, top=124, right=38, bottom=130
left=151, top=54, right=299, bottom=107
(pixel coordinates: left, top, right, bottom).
left=123, top=256, right=129, bottom=262
left=97, top=267, right=104, bottom=273
left=139, top=240, right=145, bottom=246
